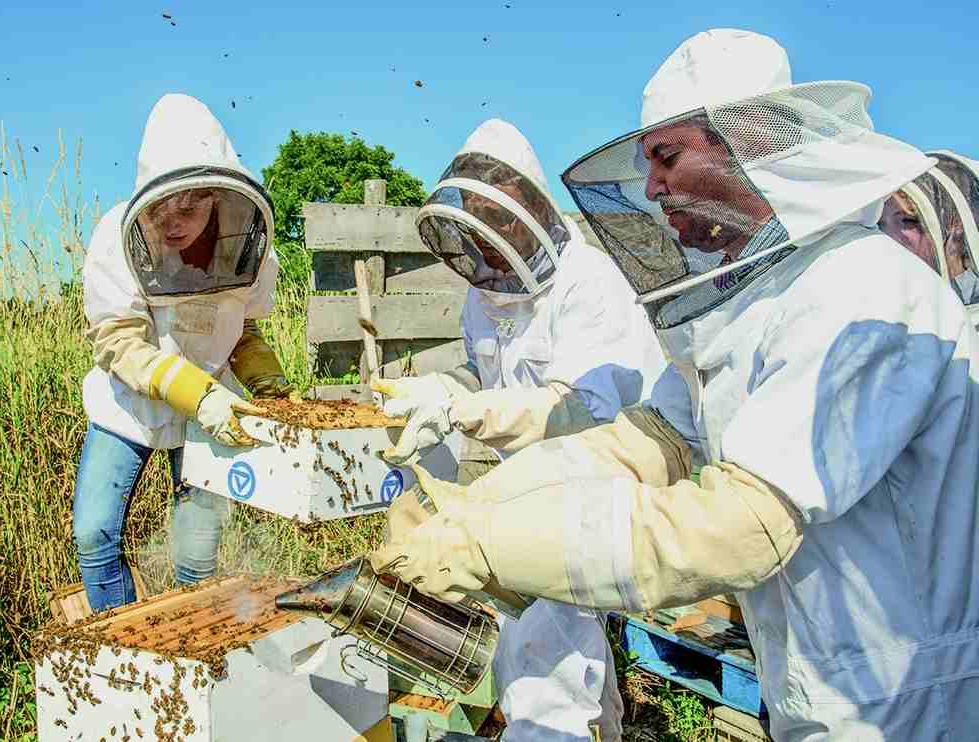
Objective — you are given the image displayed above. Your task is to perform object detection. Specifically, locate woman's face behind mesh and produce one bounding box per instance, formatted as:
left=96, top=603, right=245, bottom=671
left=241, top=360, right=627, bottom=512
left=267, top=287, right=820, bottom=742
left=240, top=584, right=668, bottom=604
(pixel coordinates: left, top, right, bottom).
left=141, top=189, right=216, bottom=251
left=878, top=194, right=938, bottom=273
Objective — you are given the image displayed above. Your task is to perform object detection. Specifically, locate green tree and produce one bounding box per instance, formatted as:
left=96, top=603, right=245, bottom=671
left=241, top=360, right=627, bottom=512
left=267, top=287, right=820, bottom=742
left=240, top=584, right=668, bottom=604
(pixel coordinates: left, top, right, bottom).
left=262, top=131, right=427, bottom=245
left=262, top=131, right=427, bottom=291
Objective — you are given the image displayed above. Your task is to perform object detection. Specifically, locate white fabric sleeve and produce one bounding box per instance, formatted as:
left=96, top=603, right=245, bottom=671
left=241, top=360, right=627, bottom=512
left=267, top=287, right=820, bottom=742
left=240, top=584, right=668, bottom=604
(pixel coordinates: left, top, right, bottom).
left=646, top=363, right=705, bottom=466
left=722, top=254, right=970, bottom=524
left=82, top=202, right=172, bottom=394
left=545, top=247, right=660, bottom=423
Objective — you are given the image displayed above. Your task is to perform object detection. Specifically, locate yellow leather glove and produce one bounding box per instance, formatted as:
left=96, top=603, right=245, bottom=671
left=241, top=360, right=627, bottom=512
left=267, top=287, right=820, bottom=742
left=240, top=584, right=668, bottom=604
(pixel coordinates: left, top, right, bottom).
left=149, top=355, right=261, bottom=447
left=370, top=461, right=802, bottom=610
left=229, top=320, right=294, bottom=399
left=383, top=465, right=469, bottom=542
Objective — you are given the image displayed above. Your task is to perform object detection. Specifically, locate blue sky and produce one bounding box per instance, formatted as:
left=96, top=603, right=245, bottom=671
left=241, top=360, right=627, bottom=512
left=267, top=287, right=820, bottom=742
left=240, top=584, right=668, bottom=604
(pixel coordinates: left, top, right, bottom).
left=2, top=0, right=976, bottom=234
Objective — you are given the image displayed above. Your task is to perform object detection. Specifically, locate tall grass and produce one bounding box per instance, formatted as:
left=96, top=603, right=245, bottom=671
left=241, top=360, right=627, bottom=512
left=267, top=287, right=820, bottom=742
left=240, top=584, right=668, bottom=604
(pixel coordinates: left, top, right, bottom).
left=0, top=132, right=383, bottom=740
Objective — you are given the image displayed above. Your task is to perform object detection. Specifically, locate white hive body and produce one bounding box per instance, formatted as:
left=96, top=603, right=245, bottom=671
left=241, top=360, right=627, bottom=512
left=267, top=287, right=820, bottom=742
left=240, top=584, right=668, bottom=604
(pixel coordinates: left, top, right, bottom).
left=181, top=409, right=462, bottom=522
left=34, top=578, right=389, bottom=741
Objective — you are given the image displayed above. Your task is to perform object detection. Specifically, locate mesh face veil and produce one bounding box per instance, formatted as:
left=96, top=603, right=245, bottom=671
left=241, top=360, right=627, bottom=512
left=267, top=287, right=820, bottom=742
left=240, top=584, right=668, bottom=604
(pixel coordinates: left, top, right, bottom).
left=121, top=167, right=273, bottom=299
left=416, top=152, right=571, bottom=295
left=879, top=172, right=964, bottom=277
left=925, top=152, right=979, bottom=305
left=562, top=23, right=932, bottom=331
left=562, top=83, right=921, bottom=328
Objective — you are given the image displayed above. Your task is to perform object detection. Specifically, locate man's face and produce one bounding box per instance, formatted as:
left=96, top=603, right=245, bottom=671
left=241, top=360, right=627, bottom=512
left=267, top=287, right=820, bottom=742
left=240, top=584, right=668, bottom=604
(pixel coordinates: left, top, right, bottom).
left=463, top=183, right=540, bottom=270
left=142, top=189, right=215, bottom=251
left=641, top=120, right=772, bottom=256
left=878, top=195, right=938, bottom=272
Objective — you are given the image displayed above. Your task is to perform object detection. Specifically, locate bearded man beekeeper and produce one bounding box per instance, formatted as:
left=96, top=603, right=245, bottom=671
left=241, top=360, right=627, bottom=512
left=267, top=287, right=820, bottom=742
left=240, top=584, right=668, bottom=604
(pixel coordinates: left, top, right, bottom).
left=372, top=30, right=979, bottom=741
left=372, top=118, right=674, bottom=740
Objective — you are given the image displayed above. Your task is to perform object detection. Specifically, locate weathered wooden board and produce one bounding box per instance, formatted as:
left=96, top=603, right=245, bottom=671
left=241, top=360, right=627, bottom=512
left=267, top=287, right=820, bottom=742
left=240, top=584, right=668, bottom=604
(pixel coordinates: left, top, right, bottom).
left=312, top=251, right=470, bottom=293
left=303, top=203, right=429, bottom=253
left=305, top=202, right=603, bottom=255
left=307, top=294, right=465, bottom=344
left=309, top=338, right=466, bottom=383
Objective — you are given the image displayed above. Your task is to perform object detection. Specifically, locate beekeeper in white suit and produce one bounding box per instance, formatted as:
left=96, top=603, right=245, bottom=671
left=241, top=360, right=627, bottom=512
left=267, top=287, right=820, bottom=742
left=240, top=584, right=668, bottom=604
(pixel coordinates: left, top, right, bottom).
left=926, top=151, right=979, bottom=306
left=373, top=119, right=671, bottom=741
left=75, top=93, right=291, bottom=611
left=372, top=30, right=979, bottom=740
left=877, top=155, right=979, bottom=309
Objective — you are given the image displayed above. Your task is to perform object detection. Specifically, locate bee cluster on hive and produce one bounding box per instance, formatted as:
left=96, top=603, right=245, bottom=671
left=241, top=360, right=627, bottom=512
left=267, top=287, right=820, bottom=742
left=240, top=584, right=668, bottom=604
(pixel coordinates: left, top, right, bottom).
left=246, top=399, right=402, bottom=512
left=33, top=576, right=304, bottom=742
left=255, top=398, right=402, bottom=431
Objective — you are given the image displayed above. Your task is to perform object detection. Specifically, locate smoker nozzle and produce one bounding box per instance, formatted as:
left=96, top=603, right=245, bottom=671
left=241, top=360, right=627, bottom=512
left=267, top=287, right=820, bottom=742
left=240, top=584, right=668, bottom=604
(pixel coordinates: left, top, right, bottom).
left=275, top=558, right=363, bottom=615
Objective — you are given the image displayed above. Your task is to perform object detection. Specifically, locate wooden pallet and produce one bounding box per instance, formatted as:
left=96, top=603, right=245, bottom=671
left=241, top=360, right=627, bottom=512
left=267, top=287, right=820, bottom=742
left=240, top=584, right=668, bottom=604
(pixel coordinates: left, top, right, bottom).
left=714, top=705, right=771, bottom=741
left=615, top=612, right=762, bottom=716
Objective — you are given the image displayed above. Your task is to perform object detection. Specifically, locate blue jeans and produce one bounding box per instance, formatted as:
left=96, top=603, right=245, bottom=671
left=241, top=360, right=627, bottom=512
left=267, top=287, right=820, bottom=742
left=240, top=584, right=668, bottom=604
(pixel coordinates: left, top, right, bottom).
left=72, top=422, right=230, bottom=611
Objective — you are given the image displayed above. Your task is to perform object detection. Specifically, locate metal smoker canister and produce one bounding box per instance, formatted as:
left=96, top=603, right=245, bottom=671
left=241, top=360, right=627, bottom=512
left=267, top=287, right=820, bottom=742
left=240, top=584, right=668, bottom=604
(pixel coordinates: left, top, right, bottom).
left=276, top=556, right=498, bottom=695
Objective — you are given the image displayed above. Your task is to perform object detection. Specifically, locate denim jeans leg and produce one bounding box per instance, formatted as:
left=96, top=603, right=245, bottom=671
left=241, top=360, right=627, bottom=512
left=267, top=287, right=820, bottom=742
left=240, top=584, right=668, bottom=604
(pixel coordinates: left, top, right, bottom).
left=168, top=448, right=230, bottom=584
left=72, top=423, right=151, bottom=611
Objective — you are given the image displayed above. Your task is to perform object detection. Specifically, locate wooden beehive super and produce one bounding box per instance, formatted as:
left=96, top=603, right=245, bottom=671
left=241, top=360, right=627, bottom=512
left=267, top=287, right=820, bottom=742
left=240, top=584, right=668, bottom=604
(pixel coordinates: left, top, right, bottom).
left=34, top=577, right=390, bottom=741
left=181, top=399, right=462, bottom=522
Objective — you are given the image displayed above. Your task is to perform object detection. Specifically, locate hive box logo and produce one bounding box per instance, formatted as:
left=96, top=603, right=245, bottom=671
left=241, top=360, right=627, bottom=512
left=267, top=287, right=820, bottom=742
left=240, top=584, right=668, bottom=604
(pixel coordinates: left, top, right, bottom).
left=380, top=470, right=404, bottom=504
left=227, top=461, right=257, bottom=501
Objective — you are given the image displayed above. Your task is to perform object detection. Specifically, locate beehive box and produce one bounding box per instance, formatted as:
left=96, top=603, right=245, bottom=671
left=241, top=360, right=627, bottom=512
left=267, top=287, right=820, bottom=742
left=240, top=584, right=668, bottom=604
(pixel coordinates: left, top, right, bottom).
left=181, top=399, right=461, bottom=522
left=34, top=577, right=390, bottom=741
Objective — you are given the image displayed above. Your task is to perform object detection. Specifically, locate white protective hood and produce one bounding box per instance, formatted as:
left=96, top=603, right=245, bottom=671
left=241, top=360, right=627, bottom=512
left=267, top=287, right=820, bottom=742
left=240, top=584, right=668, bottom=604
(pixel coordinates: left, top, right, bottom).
left=120, top=94, right=274, bottom=302
left=417, top=119, right=578, bottom=297
left=457, top=118, right=549, bottom=194
left=562, top=29, right=934, bottom=329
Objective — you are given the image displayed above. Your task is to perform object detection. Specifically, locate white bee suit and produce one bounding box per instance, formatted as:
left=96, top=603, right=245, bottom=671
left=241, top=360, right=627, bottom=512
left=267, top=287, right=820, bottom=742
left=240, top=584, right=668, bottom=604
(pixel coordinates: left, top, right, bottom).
left=82, top=94, right=278, bottom=450
left=538, top=29, right=979, bottom=741
left=454, top=121, right=668, bottom=742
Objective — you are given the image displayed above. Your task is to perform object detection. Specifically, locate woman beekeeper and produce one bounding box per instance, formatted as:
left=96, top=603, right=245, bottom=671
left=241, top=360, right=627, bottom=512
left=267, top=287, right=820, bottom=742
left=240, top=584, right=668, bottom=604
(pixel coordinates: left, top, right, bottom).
left=74, top=94, right=291, bottom=611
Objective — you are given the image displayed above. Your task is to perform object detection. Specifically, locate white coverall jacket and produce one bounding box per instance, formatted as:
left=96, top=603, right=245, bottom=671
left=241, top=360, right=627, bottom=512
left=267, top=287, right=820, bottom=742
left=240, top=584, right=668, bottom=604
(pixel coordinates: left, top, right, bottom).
left=82, top=94, right=278, bottom=450
left=654, top=223, right=979, bottom=740
left=459, top=124, right=667, bottom=742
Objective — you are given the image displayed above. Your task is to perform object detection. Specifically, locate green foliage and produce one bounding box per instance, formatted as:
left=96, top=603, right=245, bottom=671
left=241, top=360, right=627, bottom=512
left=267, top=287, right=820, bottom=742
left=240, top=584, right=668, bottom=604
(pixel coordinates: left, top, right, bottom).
left=271, top=239, right=311, bottom=294
left=608, top=617, right=713, bottom=741
left=262, top=131, right=427, bottom=246
left=0, top=662, right=37, bottom=742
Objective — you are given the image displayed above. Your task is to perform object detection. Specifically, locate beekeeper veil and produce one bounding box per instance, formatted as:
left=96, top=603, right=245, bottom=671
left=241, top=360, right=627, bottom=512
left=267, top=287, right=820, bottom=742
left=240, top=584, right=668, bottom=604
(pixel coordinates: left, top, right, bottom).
left=121, top=94, right=273, bottom=301
left=416, top=119, right=571, bottom=295
left=878, top=178, right=946, bottom=274
left=927, top=151, right=979, bottom=305
left=562, top=29, right=933, bottom=328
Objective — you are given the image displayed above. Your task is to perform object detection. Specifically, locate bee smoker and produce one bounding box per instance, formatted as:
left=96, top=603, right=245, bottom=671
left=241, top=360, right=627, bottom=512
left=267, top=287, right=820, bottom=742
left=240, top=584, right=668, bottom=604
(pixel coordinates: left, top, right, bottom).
left=276, top=556, right=499, bottom=696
